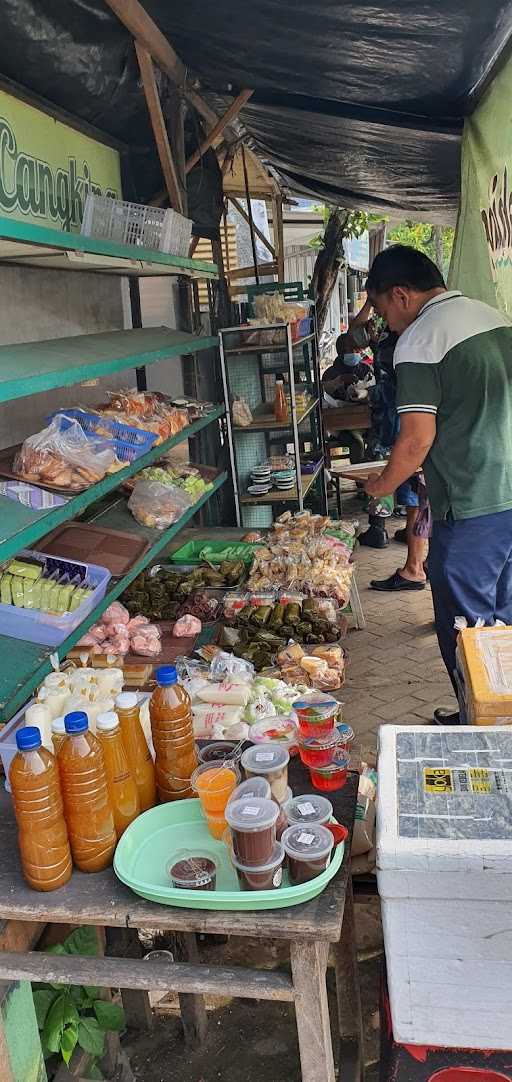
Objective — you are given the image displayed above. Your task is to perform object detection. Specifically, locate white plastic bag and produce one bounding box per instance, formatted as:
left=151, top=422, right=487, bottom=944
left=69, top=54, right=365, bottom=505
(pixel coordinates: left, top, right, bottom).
left=128, top=479, right=192, bottom=529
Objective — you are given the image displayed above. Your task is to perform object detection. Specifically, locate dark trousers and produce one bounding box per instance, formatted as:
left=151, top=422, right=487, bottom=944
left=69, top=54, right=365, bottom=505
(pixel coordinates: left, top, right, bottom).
left=428, top=508, right=512, bottom=692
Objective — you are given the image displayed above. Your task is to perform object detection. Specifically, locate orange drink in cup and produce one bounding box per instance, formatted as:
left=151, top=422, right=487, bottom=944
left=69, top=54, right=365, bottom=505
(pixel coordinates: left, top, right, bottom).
left=191, top=763, right=239, bottom=817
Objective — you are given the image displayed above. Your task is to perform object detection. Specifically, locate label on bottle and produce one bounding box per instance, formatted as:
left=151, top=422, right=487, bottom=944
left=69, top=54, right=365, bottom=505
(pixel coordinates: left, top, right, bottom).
left=297, top=802, right=316, bottom=816
left=297, top=832, right=315, bottom=845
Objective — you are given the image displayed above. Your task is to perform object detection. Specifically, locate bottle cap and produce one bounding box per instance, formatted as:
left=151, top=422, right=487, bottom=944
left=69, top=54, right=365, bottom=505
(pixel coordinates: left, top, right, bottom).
left=115, top=692, right=138, bottom=710
left=155, top=665, right=178, bottom=686
left=96, top=711, right=119, bottom=732
left=16, top=726, right=42, bottom=751
left=64, top=711, right=89, bottom=734
left=51, top=716, right=66, bottom=735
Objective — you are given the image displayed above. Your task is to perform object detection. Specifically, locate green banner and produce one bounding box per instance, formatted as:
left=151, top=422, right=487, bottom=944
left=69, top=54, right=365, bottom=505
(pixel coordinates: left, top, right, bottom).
left=0, top=89, right=122, bottom=233
left=448, top=57, right=512, bottom=314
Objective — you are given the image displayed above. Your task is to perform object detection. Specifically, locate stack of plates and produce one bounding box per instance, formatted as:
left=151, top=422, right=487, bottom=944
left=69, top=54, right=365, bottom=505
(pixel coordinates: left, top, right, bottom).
left=272, top=469, right=296, bottom=492
left=248, top=463, right=272, bottom=496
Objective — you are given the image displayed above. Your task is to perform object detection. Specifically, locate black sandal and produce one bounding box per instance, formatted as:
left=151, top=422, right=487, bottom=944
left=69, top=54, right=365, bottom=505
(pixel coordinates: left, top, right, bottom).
left=370, top=570, right=426, bottom=592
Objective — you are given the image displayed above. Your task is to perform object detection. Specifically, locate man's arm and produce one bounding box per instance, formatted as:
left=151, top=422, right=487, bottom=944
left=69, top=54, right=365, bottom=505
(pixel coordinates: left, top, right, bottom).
left=365, top=412, right=436, bottom=498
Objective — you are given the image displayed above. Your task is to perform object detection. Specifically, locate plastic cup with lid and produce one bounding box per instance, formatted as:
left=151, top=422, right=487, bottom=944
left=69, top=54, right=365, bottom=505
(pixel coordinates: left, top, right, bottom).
left=249, top=714, right=299, bottom=754
left=241, top=743, right=290, bottom=803
left=292, top=692, right=339, bottom=737
left=198, top=741, right=242, bottom=765
left=281, top=823, right=334, bottom=885
left=297, top=730, right=344, bottom=768
left=168, top=851, right=218, bottom=891
left=309, top=757, right=349, bottom=792
left=225, top=796, right=279, bottom=866
left=191, top=762, right=240, bottom=816
left=228, top=776, right=271, bottom=804
left=283, top=794, right=333, bottom=827
left=232, top=841, right=285, bottom=891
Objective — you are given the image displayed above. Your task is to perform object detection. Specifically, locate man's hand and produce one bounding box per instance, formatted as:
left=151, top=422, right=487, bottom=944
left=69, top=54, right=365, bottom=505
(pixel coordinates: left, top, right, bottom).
left=364, top=413, right=436, bottom=498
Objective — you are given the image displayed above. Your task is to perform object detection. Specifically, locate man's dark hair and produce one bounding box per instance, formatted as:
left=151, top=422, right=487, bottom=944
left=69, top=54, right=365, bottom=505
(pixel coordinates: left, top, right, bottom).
left=366, top=244, right=445, bottom=295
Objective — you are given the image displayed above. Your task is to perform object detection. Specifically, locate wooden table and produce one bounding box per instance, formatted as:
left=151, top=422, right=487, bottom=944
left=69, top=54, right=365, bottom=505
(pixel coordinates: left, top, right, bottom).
left=323, top=402, right=371, bottom=435
left=0, top=766, right=363, bottom=1082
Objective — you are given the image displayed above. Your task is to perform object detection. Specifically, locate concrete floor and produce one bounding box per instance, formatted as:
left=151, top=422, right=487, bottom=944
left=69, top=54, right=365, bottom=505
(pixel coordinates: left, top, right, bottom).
left=123, top=521, right=457, bottom=1081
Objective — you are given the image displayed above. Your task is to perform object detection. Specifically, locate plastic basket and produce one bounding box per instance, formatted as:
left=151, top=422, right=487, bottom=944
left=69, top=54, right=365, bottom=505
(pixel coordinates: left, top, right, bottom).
left=48, top=410, right=157, bottom=465
left=81, top=194, right=193, bottom=256
left=0, top=549, right=111, bottom=646
left=291, top=316, right=313, bottom=341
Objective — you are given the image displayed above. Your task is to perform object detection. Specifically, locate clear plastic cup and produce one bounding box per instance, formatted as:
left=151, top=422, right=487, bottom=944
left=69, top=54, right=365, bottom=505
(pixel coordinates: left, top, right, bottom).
left=233, top=841, right=285, bottom=891
left=228, top=776, right=271, bottom=804
left=168, top=853, right=217, bottom=891
left=293, top=693, right=340, bottom=738
left=283, top=794, right=333, bottom=827
left=191, top=762, right=240, bottom=816
left=198, top=741, right=242, bottom=765
left=309, top=758, right=349, bottom=792
left=205, top=811, right=228, bottom=840
left=225, top=797, right=279, bottom=866
left=298, top=731, right=344, bottom=768
left=241, top=744, right=290, bottom=803
left=336, top=724, right=355, bottom=756
left=249, top=715, right=299, bottom=755
left=281, top=823, right=334, bottom=885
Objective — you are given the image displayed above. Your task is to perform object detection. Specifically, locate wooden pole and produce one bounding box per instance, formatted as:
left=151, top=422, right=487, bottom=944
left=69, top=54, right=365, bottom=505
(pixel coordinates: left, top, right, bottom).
left=241, top=144, right=259, bottom=284
left=274, top=193, right=285, bottom=283
left=167, top=88, right=187, bottom=214
left=228, top=196, right=275, bottom=258
left=135, top=43, right=183, bottom=213
left=105, top=0, right=185, bottom=82
left=186, top=90, right=253, bottom=174
left=223, top=212, right=231, bottom=274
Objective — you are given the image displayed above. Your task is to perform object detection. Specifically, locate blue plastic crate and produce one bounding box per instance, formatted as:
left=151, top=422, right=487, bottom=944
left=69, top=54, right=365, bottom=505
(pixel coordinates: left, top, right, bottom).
left=47, top=409, right=157, bottom=464
left=0, top=549, right=111, bottom=646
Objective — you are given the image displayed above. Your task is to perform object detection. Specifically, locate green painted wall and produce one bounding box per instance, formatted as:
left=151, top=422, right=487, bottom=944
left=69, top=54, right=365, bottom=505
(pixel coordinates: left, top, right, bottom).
left=1, top=981, right=46, bottom=1082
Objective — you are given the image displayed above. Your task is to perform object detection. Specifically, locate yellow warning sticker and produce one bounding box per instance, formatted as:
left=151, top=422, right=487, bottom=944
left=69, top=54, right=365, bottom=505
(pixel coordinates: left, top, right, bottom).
left=423, top=768, right=453, bottom=793
left=469, top=768, right=492, bottom=793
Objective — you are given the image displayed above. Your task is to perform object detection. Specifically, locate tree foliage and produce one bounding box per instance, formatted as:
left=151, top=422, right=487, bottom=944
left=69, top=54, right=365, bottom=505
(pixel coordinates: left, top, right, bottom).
left=387, top=220, right=454, bottom=276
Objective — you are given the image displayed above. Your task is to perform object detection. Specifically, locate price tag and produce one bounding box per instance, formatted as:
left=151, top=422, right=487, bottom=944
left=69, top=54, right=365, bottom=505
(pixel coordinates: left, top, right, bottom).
left=297, top=832, right=315, bottom=845
left=242, top=805, right=259, bottom=817
left=297, top=802, right=316, bottom=816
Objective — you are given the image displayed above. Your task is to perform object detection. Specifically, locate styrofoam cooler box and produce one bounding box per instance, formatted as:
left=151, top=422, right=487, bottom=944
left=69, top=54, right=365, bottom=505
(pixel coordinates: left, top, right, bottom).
left=377, top=724, right=512, bottom=1050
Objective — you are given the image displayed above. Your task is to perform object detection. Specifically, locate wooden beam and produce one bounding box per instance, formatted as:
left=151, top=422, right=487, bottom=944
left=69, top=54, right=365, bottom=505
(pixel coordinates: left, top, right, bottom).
left=168, top=88, right=187, bottom=214
left=273, top=193, right=285, bottom=283
left=135, top=43, right=183, bottom=213
left=184, top=87, right=220, bottom=129
left=226, top=261, right=277, bottom=280
left=241, top=143, right=259, bottom=283
left=186, top=90, right=253, bottom=174
left=104, top=0, right=185, bottom=84
left=189, top=236, right=200, bottom=257
left=228, top=196, right=276, bottom=258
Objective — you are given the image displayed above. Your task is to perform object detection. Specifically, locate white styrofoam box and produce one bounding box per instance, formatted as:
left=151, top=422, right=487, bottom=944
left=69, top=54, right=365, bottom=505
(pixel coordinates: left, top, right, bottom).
left=377, top=724, right=512, bottom=1049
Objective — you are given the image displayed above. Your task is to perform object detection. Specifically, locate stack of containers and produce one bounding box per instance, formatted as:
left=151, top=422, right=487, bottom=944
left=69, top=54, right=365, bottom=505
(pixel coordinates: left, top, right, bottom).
left=191, top=761, right=240, bottom=839
left=149, top=665, right=198, bottom=802
left=293, top=692, right=353, bottom=790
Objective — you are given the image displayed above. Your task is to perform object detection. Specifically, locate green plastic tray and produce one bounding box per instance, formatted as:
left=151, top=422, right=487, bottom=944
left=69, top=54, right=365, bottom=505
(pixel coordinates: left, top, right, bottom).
left=168, top=540, right=262, bottom=566
left=114, top=798, right=344, bottom=911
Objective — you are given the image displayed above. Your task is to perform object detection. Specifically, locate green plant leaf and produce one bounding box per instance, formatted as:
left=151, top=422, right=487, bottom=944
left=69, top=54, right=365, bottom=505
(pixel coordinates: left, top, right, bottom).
left=83, top=985, right=101, bottom=1001
left=93, top=1000, right=125, bottom=1032
left=42, top=993, right=79, bottom=1055
left=78, top=1017, right=105, bottom=1057
left=60, top=1023, right=78, bottom=1065
left=63, top=926, right=101, bottom=958
left=87, top=1064, right=104, bottom=1081
left=32, top=988, right=57, bottom=1030
left=44, top=943, right=67, bottom=956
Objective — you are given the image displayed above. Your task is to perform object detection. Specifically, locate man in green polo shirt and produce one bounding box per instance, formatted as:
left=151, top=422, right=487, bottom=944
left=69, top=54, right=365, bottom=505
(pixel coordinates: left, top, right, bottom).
left=363, top=244, right=512, bottom=724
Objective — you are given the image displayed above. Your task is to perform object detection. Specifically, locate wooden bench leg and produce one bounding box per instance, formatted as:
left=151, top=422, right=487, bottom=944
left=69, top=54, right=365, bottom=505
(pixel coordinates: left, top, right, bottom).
left=107, top=927, right=153, bottom=1033
left=334, top=881, right=365, bottom=1082
left=290, top=940, right=335, bottom=1082
left=175, top=932, right=208, bottom=1048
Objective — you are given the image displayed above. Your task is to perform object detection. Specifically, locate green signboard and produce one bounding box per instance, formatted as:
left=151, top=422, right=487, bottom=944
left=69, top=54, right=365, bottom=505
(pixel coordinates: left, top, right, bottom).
left=0, top=88, right=122, bottom=233
left=449, top=57, right=512, bottom=315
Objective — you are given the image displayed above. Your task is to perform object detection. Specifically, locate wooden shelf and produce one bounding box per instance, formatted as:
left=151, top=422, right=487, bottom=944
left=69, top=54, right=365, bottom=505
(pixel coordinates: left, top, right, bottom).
left=240, top=460, right=324, bottom=504
left=0, top=472, right=228, bottom=722
left=0, top=326, right=218, bottom=404
left=233, top=397, right=319, bottom=433
left=0, top=215, right=218, bottom=278
left=0, top=406, right=225, bottom=562
left=224, top=333, right=315, bottom=356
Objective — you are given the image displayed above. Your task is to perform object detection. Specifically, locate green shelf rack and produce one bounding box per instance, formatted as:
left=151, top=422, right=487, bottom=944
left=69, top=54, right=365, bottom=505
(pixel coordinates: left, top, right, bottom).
left=0, top=472, right=228, bottom=722
left=0, top=326, right=218, bottom=403
left=0, top=405, right=225, bottom=562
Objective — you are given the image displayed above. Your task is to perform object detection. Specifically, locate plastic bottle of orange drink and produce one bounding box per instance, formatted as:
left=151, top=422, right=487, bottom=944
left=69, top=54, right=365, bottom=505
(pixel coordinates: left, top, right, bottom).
left=149, top=665, right=198, bottom=802
left=115, top=693, right=156, bottom=812
left=57, top=711, right=117, bottom=872
left=9, top=726, right=72, bottom=892
left=96, top=711, right=140, bottom=836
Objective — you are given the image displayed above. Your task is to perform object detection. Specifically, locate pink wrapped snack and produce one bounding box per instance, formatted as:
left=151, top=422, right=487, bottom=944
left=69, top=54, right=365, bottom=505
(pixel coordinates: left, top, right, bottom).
left=109, top=634, right=130, bottom=655
left=103, top=601, right=130, bottom=626
left=89, top=624, right=107, bottom=643
left=132, top=632, right=162, bottom=657
left=76, top=632, right=98, bottom=647
left=127, top=615, right=150, bottom=631
left=173, top=614, right=202, bottom=637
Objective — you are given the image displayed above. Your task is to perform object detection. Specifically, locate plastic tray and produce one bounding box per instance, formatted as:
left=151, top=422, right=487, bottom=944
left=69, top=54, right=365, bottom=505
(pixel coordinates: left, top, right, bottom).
left=114, top=797, right=344, bottom=911
left=40, top=523, right=151, bottom=578
left=0, top=549, right=111, bottom=646
left=47, top=409, right=157, bottom=465
left=168, top=540, right=262, bottom=566
left=158, top=563, right=248, bottom=591
left=0, top=444, right=89, bottom=494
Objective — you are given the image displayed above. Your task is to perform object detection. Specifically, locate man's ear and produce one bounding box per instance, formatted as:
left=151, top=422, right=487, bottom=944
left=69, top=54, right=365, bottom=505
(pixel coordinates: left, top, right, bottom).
left=392, top=285, right=411, bottom=309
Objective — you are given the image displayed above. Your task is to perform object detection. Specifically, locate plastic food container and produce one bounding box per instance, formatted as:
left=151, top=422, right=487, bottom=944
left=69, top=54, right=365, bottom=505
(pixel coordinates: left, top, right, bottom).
left=233, top=841, right=285, bottom=891
left=248, top=591, right=277, bottom=607
left=281, top=823, right=334, bottom=885
left=250, top=714, right=299, bottom=754
left=225, top=797, right=279, bottom=866
left=336, top=723, right=355, bottom=756
left=298, top=731, right=344, bottom=768
left=168, top=854, right=217, bottom=891
left=198, top=741, right=242, bottom=765
left=309, top=758, right=349, bottom=792
left=283, top=794, right=333, bottom=827
left=273, top=786, right=292, bottom=840
left=241, top=743, right=290, bottom=803
left=191, top=763, right=240, bottom=816
left=293, top=693, right=339, bottom=738
left=228, top=776, right=271, bottom=804
left=0, top=550, right=111, bottom=647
